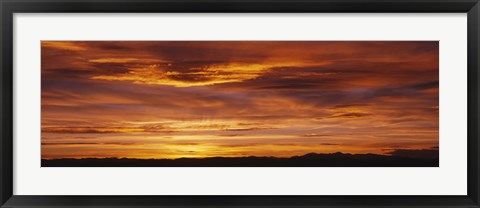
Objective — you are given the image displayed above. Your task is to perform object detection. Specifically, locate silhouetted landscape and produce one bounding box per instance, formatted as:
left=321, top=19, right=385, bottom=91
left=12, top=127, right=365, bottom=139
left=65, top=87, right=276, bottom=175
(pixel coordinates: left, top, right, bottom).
left=42, top=152, right=439, bottom=167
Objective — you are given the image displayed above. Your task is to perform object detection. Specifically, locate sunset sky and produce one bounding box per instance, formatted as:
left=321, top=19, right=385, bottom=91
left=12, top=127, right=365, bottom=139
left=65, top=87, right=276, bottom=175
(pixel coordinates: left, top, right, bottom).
left=41, top=41, right=439, bottom=159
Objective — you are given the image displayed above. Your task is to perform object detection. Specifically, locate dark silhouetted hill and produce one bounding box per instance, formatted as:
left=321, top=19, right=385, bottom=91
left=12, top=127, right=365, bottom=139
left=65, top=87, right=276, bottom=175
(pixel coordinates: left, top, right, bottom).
left=42, top=152, right=439, bottom=167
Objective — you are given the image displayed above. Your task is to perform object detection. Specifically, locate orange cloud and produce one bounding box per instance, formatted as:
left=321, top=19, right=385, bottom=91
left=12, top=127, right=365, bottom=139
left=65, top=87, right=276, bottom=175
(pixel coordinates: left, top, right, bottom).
left=42, top=41, right=86, bottom=51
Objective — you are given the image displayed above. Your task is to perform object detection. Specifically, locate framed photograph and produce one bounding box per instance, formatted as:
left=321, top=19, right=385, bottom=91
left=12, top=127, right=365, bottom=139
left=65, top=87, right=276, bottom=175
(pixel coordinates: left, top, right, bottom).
left=1, top=0, right=479, bottom=207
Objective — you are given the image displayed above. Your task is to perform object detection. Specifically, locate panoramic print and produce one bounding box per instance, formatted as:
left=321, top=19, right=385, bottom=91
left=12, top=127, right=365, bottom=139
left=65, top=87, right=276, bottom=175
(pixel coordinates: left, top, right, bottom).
left=41, top=41, right=439, bottom=167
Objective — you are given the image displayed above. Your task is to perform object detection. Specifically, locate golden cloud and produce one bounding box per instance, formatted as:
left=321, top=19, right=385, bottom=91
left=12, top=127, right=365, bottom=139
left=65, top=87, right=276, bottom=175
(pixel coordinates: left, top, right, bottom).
left=91, top=63, right=271, bottom=87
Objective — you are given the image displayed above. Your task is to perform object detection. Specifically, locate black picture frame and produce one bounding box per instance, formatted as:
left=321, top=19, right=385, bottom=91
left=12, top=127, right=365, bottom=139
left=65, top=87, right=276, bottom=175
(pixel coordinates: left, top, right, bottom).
left=1, top=0, right=479, bottom=207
